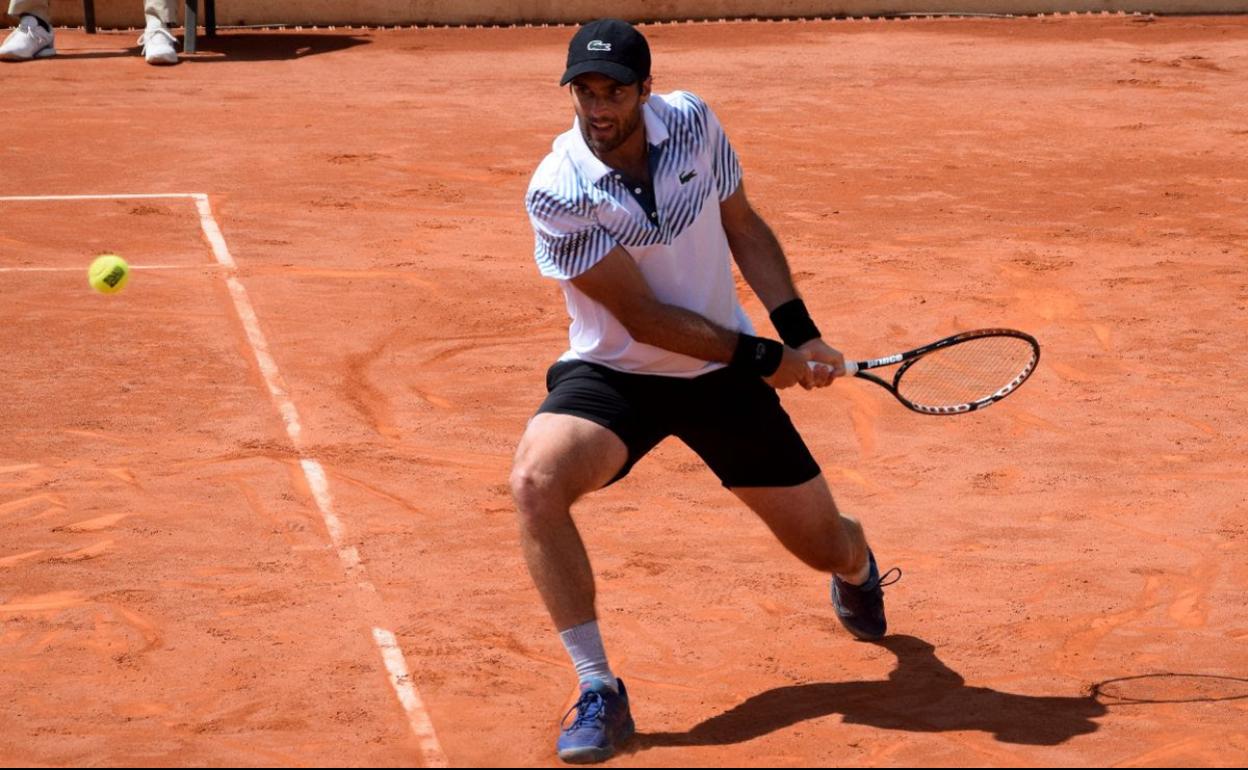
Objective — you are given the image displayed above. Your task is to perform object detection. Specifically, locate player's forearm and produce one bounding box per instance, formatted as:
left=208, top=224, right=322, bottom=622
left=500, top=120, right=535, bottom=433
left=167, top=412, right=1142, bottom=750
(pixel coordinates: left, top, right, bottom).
left=726, top=208, right=800, bottom=312
left=624, top=300, right=742, bottom=363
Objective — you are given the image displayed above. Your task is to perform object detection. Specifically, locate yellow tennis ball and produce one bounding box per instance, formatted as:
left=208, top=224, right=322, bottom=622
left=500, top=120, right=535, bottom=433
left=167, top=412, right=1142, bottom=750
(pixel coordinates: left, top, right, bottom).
left=88, top=254, right=130, bottom=294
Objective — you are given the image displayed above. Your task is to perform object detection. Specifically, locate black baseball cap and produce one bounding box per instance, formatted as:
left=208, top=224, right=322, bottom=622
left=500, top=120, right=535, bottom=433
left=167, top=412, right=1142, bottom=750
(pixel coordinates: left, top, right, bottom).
left=559, top=18, right=651, bottom=86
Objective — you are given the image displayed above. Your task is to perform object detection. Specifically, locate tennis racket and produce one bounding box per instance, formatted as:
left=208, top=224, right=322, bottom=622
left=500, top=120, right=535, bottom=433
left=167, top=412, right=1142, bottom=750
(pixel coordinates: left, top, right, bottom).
left=817, top=329, right=1040, bottom=415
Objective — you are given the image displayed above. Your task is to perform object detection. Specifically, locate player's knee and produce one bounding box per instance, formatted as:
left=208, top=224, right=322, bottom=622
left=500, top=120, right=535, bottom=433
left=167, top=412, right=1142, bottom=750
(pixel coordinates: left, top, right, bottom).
left=509, top=462, right=568, bottom=523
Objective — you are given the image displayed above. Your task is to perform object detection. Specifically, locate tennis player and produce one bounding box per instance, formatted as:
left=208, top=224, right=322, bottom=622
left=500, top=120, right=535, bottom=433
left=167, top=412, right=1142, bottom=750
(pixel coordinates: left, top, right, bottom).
left=514, top=18, right=899, bottom=763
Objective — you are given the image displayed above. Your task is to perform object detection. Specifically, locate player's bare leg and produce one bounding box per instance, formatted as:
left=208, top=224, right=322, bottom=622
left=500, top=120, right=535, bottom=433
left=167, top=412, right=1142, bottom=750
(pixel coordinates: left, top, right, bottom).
left=510, top=412, right=627, bottom=630
left=732, top=474, right=867, bottom=573
left=511, top=412, right=636, bottom=762
left=733, top=475, right=899, bottom=640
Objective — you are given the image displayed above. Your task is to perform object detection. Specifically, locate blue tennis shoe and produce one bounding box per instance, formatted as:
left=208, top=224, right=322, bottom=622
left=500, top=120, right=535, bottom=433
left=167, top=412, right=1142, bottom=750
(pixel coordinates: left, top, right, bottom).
left=831, top=550, right=901, bottom=641
left=556, top=678, right=635, bottom=764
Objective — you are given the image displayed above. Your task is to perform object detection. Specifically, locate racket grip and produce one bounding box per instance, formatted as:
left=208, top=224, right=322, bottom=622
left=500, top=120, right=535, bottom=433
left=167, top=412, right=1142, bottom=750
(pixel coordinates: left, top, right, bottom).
left=806, top=360, right=859, bottom=375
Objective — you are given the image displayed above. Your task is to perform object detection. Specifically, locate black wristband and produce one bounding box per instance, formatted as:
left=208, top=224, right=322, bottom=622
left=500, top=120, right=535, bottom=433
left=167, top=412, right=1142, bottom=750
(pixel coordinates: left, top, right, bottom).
left=770, top=298, right=822, bottom=349
left=731, top=334, right=785, bottom=377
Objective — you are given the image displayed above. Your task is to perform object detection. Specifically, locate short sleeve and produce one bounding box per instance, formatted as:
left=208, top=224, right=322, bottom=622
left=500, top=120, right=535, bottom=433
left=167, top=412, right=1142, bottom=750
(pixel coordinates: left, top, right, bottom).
left=701, top=101, right=743, bottom=201
left=525, top=188, right=616, bottom=280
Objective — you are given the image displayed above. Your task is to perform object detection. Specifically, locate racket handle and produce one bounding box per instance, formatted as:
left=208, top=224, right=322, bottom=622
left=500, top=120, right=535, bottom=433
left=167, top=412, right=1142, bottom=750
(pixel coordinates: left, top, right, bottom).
left=806, top=360, right=859, bottom=375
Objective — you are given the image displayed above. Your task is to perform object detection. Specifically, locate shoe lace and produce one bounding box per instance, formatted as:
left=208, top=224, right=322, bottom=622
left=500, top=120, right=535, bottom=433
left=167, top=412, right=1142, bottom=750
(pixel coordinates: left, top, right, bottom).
left=560, top=690, right=606, bottom=731
left=138, top=28, right=177, bottom=47
left=844, top=565, right=902, bottom=593
left=878, top=566, right=902, bottom=588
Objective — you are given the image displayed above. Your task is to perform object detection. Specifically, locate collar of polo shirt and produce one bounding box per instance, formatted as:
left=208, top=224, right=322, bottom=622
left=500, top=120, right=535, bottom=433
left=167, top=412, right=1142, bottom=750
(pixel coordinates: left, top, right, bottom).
left=568, top=100, right=671, bottom=187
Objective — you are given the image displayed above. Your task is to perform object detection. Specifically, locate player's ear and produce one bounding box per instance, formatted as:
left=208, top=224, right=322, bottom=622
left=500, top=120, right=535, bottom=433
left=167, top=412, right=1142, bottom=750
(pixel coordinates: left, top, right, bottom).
left=639, top=77, right=652, bottom=102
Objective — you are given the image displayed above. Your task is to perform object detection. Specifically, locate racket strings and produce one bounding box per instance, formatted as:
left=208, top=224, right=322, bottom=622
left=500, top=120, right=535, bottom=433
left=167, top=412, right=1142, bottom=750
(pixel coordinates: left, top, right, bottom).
left=896, top=336, right=1036, bottom=408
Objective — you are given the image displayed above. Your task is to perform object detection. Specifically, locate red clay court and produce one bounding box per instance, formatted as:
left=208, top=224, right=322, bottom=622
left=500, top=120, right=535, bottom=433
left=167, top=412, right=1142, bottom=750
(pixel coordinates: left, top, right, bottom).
left=2, top=14, right=1247, bottom=766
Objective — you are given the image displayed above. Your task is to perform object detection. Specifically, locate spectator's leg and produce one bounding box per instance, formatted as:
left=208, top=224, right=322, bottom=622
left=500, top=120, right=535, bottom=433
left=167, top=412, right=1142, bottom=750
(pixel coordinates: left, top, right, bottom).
left=2, top=0, right=55, bottom=60
left=144, top=1, right=187, bottom=50
left=8, top=1, right=51, bottom=27
left=141, top=0, right=179, bottom=64
left=146, top=0, right=177, bottom=29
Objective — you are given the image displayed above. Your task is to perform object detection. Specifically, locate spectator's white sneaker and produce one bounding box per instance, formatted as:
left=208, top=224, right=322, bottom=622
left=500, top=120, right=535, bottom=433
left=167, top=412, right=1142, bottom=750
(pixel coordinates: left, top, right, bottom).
left=139, top=26, right=179, bottom=65
left=0, top=16, right=56, bottom=61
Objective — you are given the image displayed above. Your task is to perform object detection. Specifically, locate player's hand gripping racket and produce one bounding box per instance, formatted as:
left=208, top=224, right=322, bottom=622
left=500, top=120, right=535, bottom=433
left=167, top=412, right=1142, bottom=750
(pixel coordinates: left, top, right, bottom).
left=821, top=329, right=1040, bottom=415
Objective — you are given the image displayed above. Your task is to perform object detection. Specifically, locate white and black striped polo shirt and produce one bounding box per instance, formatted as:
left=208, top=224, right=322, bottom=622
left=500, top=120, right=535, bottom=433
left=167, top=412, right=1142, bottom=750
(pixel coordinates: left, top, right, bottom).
left=525, top=90, right=751, bottom=377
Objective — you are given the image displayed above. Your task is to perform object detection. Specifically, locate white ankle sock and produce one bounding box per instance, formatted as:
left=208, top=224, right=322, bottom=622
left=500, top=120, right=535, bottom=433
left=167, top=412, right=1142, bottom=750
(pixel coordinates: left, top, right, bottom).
left=838, top=557, right=872, bottom=586
left=559, top=620, right=617, bottom=691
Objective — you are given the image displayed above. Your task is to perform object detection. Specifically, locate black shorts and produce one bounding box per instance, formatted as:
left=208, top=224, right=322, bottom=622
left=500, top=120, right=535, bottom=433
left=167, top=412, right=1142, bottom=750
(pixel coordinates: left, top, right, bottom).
left=536, top=359, right=821, bottom=488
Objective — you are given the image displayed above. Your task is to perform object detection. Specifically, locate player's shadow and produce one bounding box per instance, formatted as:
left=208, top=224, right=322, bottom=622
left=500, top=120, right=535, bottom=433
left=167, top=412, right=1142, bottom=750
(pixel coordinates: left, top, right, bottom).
left=634, top=634, right=1106, bottom=750
left=45, top=32, right=368, bottom=60
left=33, top=49, right=135, bottom=59
left=170, top=33, right=370, bottom=61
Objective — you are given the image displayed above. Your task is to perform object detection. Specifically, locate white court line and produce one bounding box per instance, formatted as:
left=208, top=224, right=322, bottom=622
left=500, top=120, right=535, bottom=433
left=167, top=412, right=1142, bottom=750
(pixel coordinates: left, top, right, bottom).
left=0, top=193, right=201, bottom=201
left=375, top=628, right=448, bottom=765
left=300, top=457, right=347, bottom=547
left=191, top=193, right=448, bottom=768
left=195, top=195, right=237, bottom=270
left=0, top=193, right=448, bottom=767
left=0, top=264, right=210, bottom=272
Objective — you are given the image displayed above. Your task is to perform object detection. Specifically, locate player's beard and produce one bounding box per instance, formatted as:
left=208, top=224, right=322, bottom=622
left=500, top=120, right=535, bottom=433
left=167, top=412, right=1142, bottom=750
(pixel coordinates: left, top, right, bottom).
left=581, top=105, right=643, bottom=157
